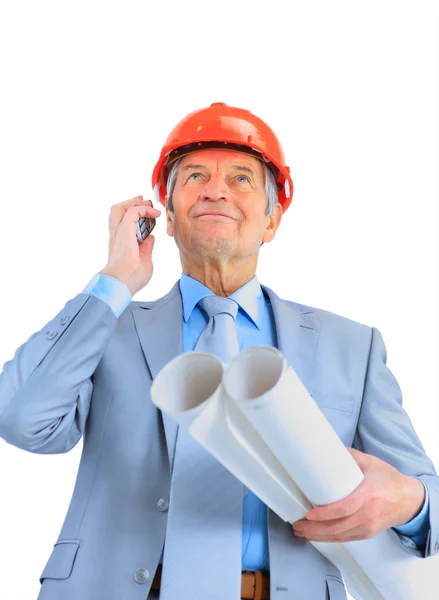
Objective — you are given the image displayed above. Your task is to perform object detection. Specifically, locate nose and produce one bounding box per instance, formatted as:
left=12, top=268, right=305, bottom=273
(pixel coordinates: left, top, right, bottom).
left=199, top=172, right=229, bottom=202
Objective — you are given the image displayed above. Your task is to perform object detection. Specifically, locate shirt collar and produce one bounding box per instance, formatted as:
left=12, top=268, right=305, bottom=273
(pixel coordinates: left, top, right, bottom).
left=179, top=272, right=264, bottom=329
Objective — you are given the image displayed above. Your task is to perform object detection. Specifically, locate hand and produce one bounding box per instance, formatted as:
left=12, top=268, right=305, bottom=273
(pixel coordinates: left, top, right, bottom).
left=292, top=447, right=426, bottom=543
left=99, top=195, right=162, bottom=296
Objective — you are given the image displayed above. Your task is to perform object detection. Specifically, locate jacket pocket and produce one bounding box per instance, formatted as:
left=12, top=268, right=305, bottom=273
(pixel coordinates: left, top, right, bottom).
left=326, top=575, right=347, bottom=599
left=310, top=391, right=355, bottom=414
left=39, top=539, right=81, bottom=584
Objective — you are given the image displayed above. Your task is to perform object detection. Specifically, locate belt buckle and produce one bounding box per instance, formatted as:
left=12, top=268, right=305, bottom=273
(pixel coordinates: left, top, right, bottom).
left=242, top=569, right=265, bottom=600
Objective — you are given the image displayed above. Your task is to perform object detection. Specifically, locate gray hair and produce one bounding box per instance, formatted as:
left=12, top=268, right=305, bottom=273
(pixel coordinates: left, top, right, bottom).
left=165, top=156, right=279, bottom=216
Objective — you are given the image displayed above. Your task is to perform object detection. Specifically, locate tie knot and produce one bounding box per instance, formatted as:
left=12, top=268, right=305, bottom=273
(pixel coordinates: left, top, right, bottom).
left=198, top=295, right=239, bottom=321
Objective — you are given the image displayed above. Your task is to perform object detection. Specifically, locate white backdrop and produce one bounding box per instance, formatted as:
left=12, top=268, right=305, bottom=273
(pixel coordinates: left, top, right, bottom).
left=0, top=2, right=437, bottom=599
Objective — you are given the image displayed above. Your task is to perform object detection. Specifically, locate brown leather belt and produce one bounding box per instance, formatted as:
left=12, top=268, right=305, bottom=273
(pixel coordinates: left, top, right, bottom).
left=151, top=564, right=270, bottom=599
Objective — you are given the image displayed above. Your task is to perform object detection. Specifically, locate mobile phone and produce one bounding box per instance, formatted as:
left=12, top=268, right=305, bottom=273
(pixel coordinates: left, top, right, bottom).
left=136, top=216, right=156, bottom=243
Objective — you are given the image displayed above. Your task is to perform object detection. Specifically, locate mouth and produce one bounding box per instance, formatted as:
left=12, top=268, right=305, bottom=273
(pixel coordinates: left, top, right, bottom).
left=195, top=213, right=236, bottom=221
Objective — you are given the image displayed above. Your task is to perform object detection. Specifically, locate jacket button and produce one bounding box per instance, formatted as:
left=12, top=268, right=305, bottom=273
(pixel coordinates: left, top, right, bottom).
left=60, top=316, right=70, bottom=326
left=157, top=498, right=169, bottom=512
left=45, top=330, right=58, bottom=340
left=133, top=568, right=150, bottom=584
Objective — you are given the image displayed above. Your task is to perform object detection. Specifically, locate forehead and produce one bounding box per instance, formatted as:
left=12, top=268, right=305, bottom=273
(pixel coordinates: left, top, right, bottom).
left=178, top=148, right=264, bottom=176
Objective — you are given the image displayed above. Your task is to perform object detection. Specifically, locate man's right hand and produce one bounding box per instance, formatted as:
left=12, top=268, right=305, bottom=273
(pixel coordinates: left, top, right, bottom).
left=99, top=195, right=162, bottom=296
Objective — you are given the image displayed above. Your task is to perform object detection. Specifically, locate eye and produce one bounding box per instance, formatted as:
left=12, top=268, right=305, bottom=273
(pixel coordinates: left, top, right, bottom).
left=189, top=172, right=202, bottom=180
left=236, top=175, right=249, bottom=183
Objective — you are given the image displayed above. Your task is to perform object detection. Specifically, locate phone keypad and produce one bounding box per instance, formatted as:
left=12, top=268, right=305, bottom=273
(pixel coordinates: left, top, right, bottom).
left=138, top=217, right=156, bottom=240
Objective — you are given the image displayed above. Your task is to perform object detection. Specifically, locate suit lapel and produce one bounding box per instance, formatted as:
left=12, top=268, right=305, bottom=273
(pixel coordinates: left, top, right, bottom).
left=260, top=284, right=321, bottom=391
left=259, top=285, right=325, bottom=586
left=131, top=281, right=183, bottom=471
left=131, top=280, right=321, bottom=473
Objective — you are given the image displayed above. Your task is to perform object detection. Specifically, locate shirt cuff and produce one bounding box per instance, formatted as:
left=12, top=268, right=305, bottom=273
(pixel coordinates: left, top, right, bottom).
left=83, top=274, right=132, bottom=318
left=393, top=477, right=430, bottom=547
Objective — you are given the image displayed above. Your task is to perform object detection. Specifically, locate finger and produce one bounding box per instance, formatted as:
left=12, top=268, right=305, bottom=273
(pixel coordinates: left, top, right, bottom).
left=115, top=201, right=161, bottom=224
left=114, top=205, right=150, bottom=243
left=296, top=521, right=376, bottom=543
left=109, top=196, right=148, bottom=231
left=109, top=203, right=161, bottom=246
left=123, top=206, right=161, bottom=235
left=121, top=204, right=154, bottom=224
left=118, top=206, right=161, bottom=244
left=294, top=511, right=361, bottom=537
left=305, top=486, right=367, bottom=521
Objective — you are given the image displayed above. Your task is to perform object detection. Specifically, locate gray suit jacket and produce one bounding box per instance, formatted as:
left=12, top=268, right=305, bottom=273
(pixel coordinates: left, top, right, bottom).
left=0, top=280, right=437, bottom=600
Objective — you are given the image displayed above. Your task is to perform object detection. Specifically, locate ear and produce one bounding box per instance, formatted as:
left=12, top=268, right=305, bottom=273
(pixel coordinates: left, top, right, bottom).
left=262, top=202, right=282, bottom=243
left=165, top=195, right=175, bottom=238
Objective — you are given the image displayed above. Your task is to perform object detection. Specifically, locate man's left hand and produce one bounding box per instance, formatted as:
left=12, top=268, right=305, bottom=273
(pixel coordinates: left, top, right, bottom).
left=292, top=447, right=425, bottom=542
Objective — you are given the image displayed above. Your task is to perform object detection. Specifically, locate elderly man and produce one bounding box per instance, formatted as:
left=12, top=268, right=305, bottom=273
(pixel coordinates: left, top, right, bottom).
left=0, top=102, right=437, bottom=600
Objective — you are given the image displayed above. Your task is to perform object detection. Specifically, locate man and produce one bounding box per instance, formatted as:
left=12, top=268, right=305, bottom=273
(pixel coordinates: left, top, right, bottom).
left=0, top=102, right=437, bottom=600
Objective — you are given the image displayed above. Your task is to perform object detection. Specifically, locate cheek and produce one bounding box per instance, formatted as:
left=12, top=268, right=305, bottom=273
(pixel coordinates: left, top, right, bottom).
left=238, top=193, right=267, bottom=214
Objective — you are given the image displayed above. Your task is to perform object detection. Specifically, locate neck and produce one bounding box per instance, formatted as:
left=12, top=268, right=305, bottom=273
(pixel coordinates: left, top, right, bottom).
left=181, top=255, right=258, bottom=297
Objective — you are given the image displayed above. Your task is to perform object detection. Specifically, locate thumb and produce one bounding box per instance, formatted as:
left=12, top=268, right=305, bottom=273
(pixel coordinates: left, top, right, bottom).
left=346, top=447, right=371, bottom=470
left=139, top=234, right=155, bottom=258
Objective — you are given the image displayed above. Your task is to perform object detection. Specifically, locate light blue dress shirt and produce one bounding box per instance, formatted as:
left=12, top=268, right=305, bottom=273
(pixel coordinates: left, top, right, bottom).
left=83, top=272, right=430, bottom=568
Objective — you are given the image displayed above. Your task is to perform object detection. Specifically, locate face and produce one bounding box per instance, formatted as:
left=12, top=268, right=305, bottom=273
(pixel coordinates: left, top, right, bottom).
left=165, top=148, right=282, bottom=263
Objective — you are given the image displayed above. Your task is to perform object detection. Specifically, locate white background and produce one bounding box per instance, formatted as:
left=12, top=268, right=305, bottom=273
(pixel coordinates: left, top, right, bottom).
left=0, top=2, right=437, bottom=599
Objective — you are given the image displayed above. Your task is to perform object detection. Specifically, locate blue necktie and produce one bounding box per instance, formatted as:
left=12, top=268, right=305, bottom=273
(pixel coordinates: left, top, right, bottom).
left=159, top=296, right=244, bottom=600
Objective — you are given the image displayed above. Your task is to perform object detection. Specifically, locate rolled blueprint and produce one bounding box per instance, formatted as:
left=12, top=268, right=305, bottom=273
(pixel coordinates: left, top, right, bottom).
left=150, top=351, right=310, bottom=524
left=222, top=346, right=436, bottom=599
left=151, top=346, right=436, bottom=600
left=151, top=350, right=379, bottom=599
left=222, top=345, right=365, bottom=505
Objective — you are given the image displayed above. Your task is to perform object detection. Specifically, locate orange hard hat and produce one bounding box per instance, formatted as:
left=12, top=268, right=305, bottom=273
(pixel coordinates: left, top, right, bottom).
left=151, top=102, right=294, bottom=212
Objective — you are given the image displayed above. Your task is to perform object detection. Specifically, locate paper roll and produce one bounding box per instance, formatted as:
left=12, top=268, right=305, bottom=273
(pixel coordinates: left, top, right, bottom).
left=151, top=346, right=436, bottom=600
left=151, top=351, right=311, bottom=523
left=221, top=345, right=364, bottom=506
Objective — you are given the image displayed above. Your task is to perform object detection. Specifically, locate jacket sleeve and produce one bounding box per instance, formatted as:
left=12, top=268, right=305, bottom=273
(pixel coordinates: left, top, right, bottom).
left=0, top=292, right=118, bottom=454
left=392, top=477, right=430, bottom=546
left=87, top=274, right=132, bottom=318
left=352, top=326, right=439, bottom=558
